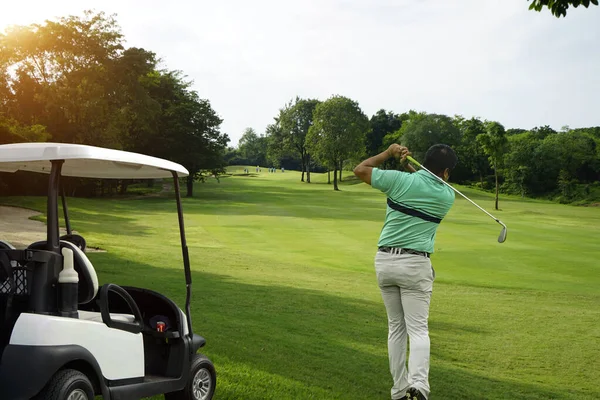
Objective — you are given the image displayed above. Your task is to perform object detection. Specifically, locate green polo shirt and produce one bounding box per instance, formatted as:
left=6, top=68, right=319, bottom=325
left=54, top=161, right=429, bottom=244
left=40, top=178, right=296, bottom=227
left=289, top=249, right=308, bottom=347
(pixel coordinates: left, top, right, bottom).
left=371, top=168, right=455, bottom=254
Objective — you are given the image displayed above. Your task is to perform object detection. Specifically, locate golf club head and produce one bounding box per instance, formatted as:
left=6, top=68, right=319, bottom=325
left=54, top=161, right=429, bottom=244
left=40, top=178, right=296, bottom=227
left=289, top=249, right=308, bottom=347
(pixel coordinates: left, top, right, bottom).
left=498, top=226, right=507, bottom=243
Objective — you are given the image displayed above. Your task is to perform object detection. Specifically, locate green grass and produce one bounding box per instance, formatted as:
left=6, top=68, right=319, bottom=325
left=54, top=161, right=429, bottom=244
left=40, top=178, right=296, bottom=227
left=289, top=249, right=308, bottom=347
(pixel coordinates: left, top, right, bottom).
left=2, top=166, right=599, bottom=399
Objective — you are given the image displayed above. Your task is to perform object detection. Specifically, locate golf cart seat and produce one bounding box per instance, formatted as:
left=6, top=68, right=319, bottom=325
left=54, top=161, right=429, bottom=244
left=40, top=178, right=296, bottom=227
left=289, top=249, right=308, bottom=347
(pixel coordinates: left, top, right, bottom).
left=59, top=234, right=87, bottom=252
left=27, top=241, right=139, bottom=327
left=28, top=240, right=98, bottom=304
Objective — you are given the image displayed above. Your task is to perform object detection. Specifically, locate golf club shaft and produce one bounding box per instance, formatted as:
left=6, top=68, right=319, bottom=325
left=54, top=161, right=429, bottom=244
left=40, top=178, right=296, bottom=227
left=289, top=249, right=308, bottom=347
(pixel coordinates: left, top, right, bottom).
left=406, top=156, right=506, bottom=228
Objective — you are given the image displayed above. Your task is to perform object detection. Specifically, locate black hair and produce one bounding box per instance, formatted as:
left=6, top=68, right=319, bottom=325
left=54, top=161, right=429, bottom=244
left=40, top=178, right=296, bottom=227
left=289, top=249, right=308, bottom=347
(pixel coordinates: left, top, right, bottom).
left=423, top=144, right=458, bottom=176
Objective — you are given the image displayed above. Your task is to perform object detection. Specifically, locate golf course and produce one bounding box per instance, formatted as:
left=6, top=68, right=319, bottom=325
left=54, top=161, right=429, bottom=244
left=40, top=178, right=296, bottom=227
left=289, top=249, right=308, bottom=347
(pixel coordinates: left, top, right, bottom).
left=2, top=168, right=599, bottom=400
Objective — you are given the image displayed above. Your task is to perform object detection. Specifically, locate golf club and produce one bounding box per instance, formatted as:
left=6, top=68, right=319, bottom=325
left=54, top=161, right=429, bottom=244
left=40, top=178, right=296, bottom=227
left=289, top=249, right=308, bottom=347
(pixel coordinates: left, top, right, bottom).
left=406, top=155, right=508, bottom=243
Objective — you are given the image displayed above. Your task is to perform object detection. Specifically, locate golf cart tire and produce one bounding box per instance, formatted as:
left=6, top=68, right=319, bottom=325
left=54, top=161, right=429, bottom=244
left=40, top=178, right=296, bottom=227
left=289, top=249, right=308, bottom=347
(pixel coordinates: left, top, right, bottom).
left=165, top=354, right=216, bottom=400
left=35, top=368, right=94, bottom=400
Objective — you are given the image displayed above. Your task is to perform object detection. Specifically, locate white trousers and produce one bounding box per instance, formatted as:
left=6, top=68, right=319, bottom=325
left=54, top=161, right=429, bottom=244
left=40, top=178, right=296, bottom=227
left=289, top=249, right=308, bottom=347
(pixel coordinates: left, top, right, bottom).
left=374, top=251, right=435, bottom=400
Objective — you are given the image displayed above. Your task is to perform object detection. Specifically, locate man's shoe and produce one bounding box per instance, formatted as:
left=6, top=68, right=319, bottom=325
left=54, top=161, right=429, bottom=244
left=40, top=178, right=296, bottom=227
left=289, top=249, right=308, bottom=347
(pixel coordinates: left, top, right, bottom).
left=405, top=387, right=426, bottom=400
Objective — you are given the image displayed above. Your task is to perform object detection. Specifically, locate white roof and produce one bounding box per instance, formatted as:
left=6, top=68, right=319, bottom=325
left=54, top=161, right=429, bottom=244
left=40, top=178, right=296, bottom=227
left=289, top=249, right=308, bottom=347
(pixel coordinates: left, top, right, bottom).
left=0, top=143, right=189, bottom=179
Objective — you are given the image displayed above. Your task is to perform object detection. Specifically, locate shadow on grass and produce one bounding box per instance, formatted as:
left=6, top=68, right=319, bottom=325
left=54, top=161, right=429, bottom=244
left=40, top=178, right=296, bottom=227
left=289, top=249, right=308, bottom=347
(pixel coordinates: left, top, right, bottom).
left=185, top=180, right=387, bottom=223
left=0, top=196, right=155, bottom=239
left=86, top=252, right=593, bottom=400
left=7, top=178, right=388, bottom=224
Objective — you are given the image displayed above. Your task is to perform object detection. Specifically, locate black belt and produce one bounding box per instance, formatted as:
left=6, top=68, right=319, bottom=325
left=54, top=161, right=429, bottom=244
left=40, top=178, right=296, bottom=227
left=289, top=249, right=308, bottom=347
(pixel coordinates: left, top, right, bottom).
left=378, top=246, right=430, bottom=258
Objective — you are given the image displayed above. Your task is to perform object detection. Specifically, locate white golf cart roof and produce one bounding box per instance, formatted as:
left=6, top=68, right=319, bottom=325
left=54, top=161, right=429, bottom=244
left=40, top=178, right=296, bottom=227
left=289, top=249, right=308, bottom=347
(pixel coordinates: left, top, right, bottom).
left=0, top=142, right=188, bottom=179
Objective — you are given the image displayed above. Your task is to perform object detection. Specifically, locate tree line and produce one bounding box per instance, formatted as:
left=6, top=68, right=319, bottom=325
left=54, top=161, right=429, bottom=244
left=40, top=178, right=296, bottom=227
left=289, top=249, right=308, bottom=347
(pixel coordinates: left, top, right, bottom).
left=2, top=4, right=597, bottom=201
left=228, top=96, right=600, bottom=206
left=0, top=11, right=229, bottom=197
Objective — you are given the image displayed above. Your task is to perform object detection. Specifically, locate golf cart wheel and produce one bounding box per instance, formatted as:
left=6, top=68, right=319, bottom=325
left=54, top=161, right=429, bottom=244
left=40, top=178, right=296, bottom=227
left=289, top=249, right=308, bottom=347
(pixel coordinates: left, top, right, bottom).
left=165, top=354, right=216, bottom=400
left=35, top=368, right=94, bottom=400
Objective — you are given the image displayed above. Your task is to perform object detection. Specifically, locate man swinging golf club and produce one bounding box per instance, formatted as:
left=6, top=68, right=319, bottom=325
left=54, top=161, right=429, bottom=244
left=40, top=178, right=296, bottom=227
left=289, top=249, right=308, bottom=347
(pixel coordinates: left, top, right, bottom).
left=354, top=143, right=458, bottom=400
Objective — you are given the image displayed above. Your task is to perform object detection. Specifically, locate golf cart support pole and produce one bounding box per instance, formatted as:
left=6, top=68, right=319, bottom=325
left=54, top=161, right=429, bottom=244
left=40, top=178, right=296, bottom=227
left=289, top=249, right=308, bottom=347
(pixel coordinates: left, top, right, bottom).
left=61, top=188, right=72, bottom=235
left=47, top=160, right=64, bottom=253
left=172, top=171, right=194, bottom=337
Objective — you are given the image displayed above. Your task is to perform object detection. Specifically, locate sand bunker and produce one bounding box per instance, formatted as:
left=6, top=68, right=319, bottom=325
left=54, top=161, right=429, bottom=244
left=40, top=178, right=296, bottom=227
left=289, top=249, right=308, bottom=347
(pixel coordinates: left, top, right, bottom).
left=0, top=205, right=103, bottom=251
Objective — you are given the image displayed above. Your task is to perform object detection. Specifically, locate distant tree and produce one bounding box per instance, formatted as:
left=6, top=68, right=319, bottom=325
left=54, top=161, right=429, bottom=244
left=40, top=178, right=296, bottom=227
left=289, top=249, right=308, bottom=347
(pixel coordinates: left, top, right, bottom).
left=528, top=0, right=599, bottom=18
left=529, top=125, right=557, bottom=140
left=388, top=113, right=461, bottom=161
left=570, top=126, right=600, bottom=140
left=238, top=128, right=268, bottom=167
left=504, top=132, right=542, bottom=197
left=238, top=128, right=258, bottom=160
left=455, top=116, right=490, bottom=187
left=141, top=71, right=228, bottom=197
left=366, top=109, right=404, bottom=157
left=477, top=122, right=509, bottom=210
left=277, top=97, right=320, bottom=183
left=506, top=128, right=528, bottom=136
left=544, top=132, right=597, bottom=179
left=223, top=146, right=241, bottom=165
left=0, top=116, right=50, bottom=144
left=265, top=122, right=284, bottom=168
left=307, top=95, right=369, bottom=191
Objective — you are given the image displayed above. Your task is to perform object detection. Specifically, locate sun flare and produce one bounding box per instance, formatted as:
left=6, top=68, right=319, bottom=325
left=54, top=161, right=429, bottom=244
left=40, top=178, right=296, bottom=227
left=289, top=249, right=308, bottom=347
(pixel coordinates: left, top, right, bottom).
left=0, top=5, right=49, bottom=33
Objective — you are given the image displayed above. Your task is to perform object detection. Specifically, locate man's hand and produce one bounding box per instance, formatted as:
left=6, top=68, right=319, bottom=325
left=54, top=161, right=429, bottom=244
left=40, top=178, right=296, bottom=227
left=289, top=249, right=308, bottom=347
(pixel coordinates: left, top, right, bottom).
left=400, top=147, right=411, bottom=163
left=387, top=144, right=411, bottom=161
left=386, top=144, right=416, bottom=173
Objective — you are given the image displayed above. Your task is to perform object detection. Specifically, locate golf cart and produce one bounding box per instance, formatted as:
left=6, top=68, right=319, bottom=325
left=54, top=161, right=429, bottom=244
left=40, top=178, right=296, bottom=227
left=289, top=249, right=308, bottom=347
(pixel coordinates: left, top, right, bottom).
left=0, top=143, right=216, bottom=400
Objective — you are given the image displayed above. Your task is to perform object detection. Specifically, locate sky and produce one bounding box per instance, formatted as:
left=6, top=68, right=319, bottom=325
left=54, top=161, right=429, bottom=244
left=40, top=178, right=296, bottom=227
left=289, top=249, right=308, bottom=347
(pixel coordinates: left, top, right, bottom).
left=1, top=0, right=599, bottom=146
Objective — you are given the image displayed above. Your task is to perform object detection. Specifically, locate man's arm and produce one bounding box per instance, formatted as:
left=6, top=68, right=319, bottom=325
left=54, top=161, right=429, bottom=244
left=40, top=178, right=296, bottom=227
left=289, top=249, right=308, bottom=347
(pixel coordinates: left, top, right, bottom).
left=353, top=144, right=410, bottom=185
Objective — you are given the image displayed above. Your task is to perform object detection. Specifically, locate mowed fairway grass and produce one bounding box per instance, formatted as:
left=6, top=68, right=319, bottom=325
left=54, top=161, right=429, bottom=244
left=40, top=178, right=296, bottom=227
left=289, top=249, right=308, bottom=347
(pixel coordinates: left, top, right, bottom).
left=2, top=167, right=599, bottom=400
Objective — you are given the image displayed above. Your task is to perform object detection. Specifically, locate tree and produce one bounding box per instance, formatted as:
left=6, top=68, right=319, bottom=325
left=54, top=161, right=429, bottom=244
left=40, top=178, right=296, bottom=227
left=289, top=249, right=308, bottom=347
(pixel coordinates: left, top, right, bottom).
left=504, top=132, right=542, bottom=197
left=131, top=70, right=227, bottom=197
left=111, top=48, right=161, bottom=149
left=306, top=95, right=369, bottom=191
left=0, top=116, right=49, bottom=144
left=538, top=131, right=598, bottom=199
left=570, top=126, right=600, bottom=140
left=506, top=128, right=528, bottom=136
left=366, top=109, right=404, bottom=157
left=0, top=11, right=125, bottom=147
left=0, top=10, right=230, bottom=197
left=455, top=116, right=490, bottom=187
left=175, top=96, right=228, bottom=197
left=265, top=122, right=284, bottom=168
left=387, top=113, right=462, bottom=162
left=477, top=122, right=509, bottom=210
left=528, top=125, right=557, bottom=140
left=528, top=0, right=599, bottom=17
left=238, top=128, right=268, bottom=167
left=277, top=97, right=320, bottom=183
